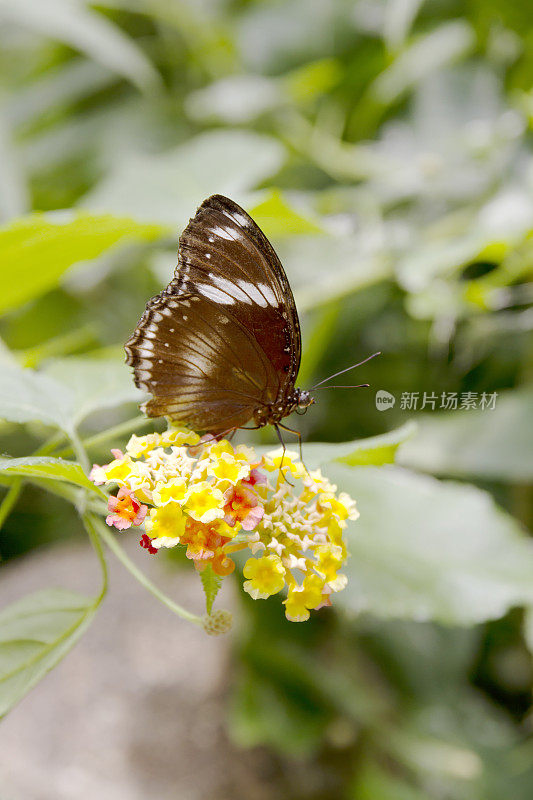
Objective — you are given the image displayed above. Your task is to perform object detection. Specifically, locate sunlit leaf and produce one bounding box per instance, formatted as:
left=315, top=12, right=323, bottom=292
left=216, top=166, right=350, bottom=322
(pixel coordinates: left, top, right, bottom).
left=398, top=389, right=533, bottom=481
left=0, top=456, right=103, bottom=495
left=300, top=424, right=416, bottom=469
left=248, top=189, right=324, bottom=238
left=0, top=588, right=100, bottom=718
left=0, top=212, right=167, bottom=315
left=332, top=465, right=533, bottom=624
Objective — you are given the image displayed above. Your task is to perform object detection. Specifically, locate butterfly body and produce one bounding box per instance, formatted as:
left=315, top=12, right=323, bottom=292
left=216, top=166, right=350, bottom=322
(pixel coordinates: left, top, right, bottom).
left=125, top=194, right=313, bottom=436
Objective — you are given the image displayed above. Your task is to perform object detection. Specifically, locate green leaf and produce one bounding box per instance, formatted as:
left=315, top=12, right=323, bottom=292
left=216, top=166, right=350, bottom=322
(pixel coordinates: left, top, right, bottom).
left=82, top=130, right=286, bottom=226
left=300, top=424, right=416, bottom=469
left=0, top=456, right=104, bottom=496
left=398, top=389, right=533, bottom=481
left=0, top=211, right=166, bottom=315
left=248, top=189, right=324, bottom=238
left=0, top=357, right=143, bottom=434
left=0, top=363, right=73, bottom=430
left=0, top=0, right=160, bottom=93
left=199, top=564, right=223, bottom=615
left=330, top=465, right=533, bottom=625
left=43, top=357, right=144, bottom=427
left=0, top=588, right=98, bottom=718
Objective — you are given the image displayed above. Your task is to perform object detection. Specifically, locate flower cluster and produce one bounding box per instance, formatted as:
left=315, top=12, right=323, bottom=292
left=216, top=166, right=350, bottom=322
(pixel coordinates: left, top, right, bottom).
left=90, top=426, right=358, bottom=622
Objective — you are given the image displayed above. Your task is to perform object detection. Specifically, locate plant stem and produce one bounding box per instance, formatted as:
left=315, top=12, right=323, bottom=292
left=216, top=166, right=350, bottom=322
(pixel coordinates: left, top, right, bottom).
left=53, top=416, right=154, bottom=459
left=90, top=514, right=202, bottom=626
left=0, top=479, right=22, bottom=530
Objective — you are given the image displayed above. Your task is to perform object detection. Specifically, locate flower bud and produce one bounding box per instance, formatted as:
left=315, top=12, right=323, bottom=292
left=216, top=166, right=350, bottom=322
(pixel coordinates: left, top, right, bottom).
left=202, top=609, right=233, bottom=635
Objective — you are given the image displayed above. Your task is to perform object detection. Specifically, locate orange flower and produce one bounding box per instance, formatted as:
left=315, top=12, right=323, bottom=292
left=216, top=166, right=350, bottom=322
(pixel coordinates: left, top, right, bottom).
left=106, top=486, right=147, bottom=530
left=180, top=518, right=229, bottom=562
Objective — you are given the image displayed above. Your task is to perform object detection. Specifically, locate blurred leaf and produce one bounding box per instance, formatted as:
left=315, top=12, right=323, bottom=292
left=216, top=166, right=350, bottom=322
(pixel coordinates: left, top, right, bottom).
left=301, top=423, right=416, bottom=468
left=279, top=234, right=391, bottom=311
left=248, top=189, right=324, bottom=238
left=383, top=0, right=425, bottom=51
left=0, top=212, right=166, bottom=316
left=0, top=0, right=160, bottom=93
left=0, top=457, right=102, bottom=495
left=43, top=357, right=144, bottom=427
left=284, top=57, right=342, bottom=103
left=186, top=75, right=282, bottom=124
left=331, top=464, right=533, bottom=624
left=230, top=663, right=328, bottom=757
left=372, top=22, right=475, bottom=104
left=0, top=113, right=29, bottom=222
left=0, top=588, right=100, bottom=718
left=82, top=130, right=286, bottom=225
left=0, top=363, right=73, bottom=430
left=398, top=389, right=533, bottom=481
left=0, top=357, right=142, bottom=435
left=350, top=760, right=428, bottom=800
left=199, top=564, right=222, bottom=616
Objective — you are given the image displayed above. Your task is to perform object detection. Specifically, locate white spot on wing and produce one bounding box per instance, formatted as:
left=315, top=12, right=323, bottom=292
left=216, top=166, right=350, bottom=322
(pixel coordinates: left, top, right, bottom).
left=211, top=225, right=233, bottom=240
left=196, top=282, right=236, bottom=304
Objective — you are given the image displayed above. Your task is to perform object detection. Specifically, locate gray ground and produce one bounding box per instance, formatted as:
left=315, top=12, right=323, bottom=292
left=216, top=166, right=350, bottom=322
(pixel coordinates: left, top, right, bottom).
left=0, top=539, right=281, bottom=800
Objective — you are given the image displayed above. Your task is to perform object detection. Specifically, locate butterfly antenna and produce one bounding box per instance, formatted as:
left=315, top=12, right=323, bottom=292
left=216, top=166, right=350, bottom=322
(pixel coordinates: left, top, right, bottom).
left=314, top=383, right=370, bottom=390
left=311, top=352, right=381, bottom=390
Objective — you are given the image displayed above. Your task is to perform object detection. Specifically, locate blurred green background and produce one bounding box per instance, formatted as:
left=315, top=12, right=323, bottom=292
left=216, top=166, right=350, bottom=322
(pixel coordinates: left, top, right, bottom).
left=0, top=0, right=532, bottom=797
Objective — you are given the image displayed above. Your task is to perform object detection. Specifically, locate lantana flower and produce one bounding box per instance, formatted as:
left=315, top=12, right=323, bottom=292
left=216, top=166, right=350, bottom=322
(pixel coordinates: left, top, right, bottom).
left=91, top=426, right=358, bottom=622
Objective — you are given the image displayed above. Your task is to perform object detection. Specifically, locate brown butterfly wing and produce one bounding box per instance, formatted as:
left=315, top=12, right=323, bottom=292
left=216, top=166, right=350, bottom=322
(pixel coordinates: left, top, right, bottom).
left=125, top=195, right=301, bottom=434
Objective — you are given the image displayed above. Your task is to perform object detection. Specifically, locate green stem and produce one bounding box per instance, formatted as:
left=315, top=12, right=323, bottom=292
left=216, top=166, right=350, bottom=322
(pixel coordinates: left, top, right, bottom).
left=0, top=479, right=22, bottom=530
left=90, top=514, right=202, bottom=626
left=68, top=427, right=91, bottom=474
left=82, top=513, right=109, bottom=603
left=53, top=416, right=154, bottom=459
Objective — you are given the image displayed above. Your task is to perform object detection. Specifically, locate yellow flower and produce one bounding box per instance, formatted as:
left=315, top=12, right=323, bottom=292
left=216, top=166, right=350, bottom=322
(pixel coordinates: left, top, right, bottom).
left=146, top=502, right=186, bottom=540
left=243, top=554, right=286, bottom=599
left=103, top=455, right=135, bottom=484
left=184, top=481, right=225, bottom=523
left=284, top=574, right=325, bottom=622
left=160, top=427, right=199, bottom=448
left=126, top=433, right=160, bottom=458
left=314, top=544, right=347, bottom=591
left=92, top=424, right=358, bottom=625
left=152, top=477, right=188, bottom=506
left=263, top=448, right=304, bottom=478
left=208, top=452, right=250, bottom=485
left=319, top=492, right=359, bottom=521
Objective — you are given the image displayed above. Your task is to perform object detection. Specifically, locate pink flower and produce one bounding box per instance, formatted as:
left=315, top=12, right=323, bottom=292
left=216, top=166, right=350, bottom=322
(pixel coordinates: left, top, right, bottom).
left=223, top=485, right=264, bottom=531
left=106, top=486, right=147, bottom=530
left=244, top=467, right=267, bottom=487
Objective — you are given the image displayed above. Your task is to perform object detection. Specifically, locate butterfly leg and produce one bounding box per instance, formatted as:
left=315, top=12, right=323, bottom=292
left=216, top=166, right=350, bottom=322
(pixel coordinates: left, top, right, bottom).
left=274, top=424, right=294, bottom=486
left=278, top=423, right=309, bottom=476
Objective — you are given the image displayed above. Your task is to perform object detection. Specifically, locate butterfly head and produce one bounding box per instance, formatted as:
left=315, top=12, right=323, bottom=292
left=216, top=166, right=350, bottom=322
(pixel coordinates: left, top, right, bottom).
left=296, top=388, right=315, bottom=413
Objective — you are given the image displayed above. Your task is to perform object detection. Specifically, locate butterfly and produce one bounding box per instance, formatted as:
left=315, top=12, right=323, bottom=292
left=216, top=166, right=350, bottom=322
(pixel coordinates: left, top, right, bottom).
left=125, top=194, right=314, bottom=445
